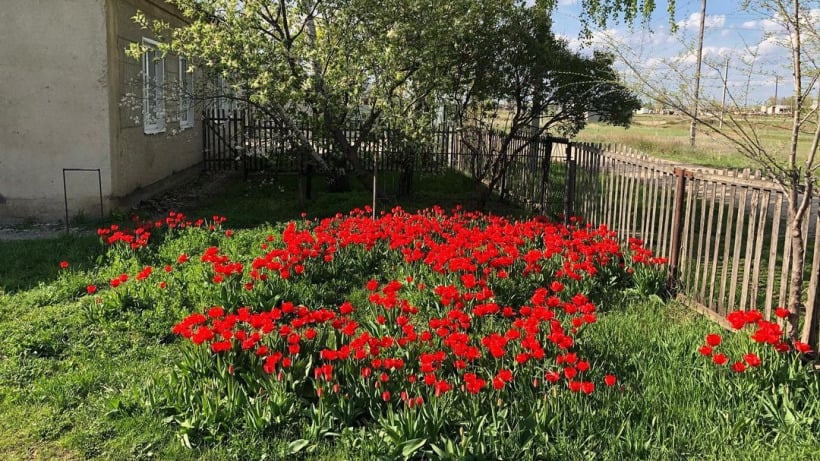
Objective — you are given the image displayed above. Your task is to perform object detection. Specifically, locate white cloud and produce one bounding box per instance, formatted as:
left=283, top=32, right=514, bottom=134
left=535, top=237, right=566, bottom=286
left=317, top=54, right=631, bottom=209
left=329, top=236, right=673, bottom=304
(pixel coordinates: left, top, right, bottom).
left=676, top=13, right=726, bottom=30
left=757, top=35, right=786, bottom=56
left=558, top=0, right=578, bottom=5
left=741, top=18, right=783, bottom=34
left=702, top=46, right=733, bottom=58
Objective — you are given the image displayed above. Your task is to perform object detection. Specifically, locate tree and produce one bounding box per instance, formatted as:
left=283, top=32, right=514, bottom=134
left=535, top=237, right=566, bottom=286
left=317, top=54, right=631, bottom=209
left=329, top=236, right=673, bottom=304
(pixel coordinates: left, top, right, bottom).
left=136, top=0, right=490, bottom=190
left=450, top=3, right=640, bottom=207
left=131, top=0, right=665, bottom=193
left=607, top=0, right=820, bottom=344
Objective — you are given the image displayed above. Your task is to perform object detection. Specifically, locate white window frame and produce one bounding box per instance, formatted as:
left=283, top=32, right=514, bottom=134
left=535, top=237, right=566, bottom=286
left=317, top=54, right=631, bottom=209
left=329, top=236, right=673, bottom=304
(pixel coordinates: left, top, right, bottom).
left=178, top=56, right=194, bottom=129
left=142, top=38, right=165, bottom=134
left=216, top=75, right=237, bottom=113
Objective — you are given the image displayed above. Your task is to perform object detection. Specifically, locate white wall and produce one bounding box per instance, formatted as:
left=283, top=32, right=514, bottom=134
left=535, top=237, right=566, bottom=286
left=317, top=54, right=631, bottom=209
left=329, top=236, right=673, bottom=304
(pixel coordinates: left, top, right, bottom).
left=0, top=0, right=112, bottom=223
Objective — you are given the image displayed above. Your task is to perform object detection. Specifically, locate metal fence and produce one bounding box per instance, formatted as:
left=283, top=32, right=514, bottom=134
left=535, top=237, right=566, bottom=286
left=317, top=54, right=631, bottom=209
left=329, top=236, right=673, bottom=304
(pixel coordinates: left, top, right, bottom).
left=202, top=109, right=573, bottom=215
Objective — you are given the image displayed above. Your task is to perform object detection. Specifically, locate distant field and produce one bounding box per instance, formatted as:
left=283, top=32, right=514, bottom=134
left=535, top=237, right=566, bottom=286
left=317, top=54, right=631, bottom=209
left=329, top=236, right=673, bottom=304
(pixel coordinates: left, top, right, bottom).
left=575, top=114, right=815, bottom=170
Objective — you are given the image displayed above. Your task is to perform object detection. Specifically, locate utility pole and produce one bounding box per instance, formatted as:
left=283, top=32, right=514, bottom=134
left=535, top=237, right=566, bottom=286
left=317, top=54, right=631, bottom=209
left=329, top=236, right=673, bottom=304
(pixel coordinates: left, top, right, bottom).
left=774, top=75, right=780, bottom=108
left=720, top=56, right=729, bottom=129
left=689, top=0, right=707, bottom=147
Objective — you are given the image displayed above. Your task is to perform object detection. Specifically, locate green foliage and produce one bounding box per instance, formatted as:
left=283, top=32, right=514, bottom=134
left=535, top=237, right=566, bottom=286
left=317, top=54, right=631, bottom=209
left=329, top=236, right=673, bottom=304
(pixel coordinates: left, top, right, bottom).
left=454, top=3, right=640, bottom=137
left=448, top=2, right=641, bottom=204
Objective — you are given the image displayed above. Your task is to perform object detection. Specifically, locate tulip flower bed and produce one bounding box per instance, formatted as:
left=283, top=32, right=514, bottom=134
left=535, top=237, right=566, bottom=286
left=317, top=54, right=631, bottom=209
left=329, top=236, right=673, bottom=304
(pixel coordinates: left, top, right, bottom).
left=89, top=207, right=667, bottom=456
left=2, top=202, right=819, bottom=460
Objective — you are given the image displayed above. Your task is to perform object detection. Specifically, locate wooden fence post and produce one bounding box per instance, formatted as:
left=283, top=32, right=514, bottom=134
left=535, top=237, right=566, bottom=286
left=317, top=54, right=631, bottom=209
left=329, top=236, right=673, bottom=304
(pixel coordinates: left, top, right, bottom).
left=667, top=167, right=691, bottom=292
left=803, top=207, right=820, bottom=350
left=564, top=143, right=575, bottom=225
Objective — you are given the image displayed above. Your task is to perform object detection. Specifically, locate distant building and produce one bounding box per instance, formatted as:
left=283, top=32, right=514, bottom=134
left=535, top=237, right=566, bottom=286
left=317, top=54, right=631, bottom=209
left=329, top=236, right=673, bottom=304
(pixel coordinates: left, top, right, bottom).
left=761, top=105, right=792, bottom=115
left=635, top=108, right=653, bottom=115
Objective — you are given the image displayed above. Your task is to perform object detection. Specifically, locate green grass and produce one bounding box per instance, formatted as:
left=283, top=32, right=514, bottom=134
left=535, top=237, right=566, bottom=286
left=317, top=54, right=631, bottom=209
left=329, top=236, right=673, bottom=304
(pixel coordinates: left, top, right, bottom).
left=0, top=170, right=818, bottom=460
left=576, top=114, right=814, bottom=170
left=0, top=235, right=100, bottom=293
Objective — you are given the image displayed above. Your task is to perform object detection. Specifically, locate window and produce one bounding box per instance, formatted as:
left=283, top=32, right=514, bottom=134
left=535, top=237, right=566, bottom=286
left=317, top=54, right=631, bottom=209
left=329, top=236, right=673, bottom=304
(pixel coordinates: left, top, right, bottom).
left=215, top=75, right=237, bottom=113
left=179, top=57, right=194, bottom=129
left=142, top=38, right=165, bottom=134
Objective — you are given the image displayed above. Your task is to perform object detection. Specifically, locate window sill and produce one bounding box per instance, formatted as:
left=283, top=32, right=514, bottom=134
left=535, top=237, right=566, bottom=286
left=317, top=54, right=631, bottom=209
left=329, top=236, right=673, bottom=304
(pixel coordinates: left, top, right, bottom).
left=143, top=127, right=166, bottom=135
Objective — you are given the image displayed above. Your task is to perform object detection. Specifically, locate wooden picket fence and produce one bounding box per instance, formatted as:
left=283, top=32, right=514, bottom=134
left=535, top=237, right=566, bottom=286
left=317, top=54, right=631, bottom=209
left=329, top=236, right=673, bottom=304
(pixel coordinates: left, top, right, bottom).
left=573, top=142, right=820, bottom=349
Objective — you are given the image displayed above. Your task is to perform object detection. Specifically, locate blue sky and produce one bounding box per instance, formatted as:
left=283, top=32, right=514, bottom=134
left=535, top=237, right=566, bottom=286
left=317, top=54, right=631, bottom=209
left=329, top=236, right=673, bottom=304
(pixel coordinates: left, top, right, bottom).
left=549, top=0, right=816, bottom=106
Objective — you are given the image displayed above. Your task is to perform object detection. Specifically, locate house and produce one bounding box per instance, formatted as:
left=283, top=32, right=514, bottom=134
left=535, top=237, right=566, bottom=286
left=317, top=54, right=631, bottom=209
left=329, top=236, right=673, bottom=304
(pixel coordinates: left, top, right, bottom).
left=761, top=105, right=792, bottom=115
left=0, top=0, right=202, bottom=224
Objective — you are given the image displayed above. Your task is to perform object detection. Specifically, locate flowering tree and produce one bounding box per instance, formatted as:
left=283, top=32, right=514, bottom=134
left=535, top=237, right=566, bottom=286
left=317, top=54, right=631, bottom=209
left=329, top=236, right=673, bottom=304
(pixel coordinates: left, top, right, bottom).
left=133, top=0, right=665, bottom=193
left=136, top=0, right=506, bottom=189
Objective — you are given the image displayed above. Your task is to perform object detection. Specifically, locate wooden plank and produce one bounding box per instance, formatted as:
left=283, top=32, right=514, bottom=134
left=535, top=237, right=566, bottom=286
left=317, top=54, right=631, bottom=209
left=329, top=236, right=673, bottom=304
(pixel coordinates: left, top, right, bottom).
left=604, top=153, right=617, bottom=230
left=765, top=193, right=784, bottom=318
left=605, top=151, right=618, bottom=230
left=628, top=156, right=642, bottom=236
left=663, top=172, right=678, bottom=257
left=594, top=146, right=605, bottom=225
left=740, top=189, right=760, bottom=311
left=728, top=185, right=748, bottom=311
left=718, top=185, right=737, bottom=315
left=678, top=295, right=736, bottom=331
left=625, top=150, right=638, bottom=237
left=621, top=156, right=633, bottom=235
left=708, top=183, right=728, bottom=307
left=680, top=176, right=698, bottom=291
left=616, top=151, right=629, bottom=237
left=636, top=163, right=648, bottom=238
left=640, top=168, right=654, bottom=244
left=616, top=155, right=629, bottom=238
left=750, top=190, right=770, bottom=311
left=802, top=199, right=814, bottom=270
left=802, top=208, right=820, bottom=344
left=657, top=173, right=672, bottom=257
left=602, top=151, right=778, bottom=191
left=646, top=168, right=660, bottom=251
left=693, top=181, right=713, bottom=302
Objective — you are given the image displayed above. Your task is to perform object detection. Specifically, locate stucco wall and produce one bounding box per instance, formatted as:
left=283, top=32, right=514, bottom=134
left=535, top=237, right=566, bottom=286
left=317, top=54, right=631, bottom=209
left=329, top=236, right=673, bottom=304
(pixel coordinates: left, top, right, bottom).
left=0, top=0, right=203, bottom=224
left=110, top=0, right=202, bottom=200
left=0, top=0, right=112, bottom=223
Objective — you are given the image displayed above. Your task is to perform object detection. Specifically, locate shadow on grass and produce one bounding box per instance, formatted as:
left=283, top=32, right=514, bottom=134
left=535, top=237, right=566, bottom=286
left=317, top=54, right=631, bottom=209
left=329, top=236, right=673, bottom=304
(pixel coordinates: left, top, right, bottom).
left=0, top=234, right=101, bottom=293
left=177, top=169, right=526, bottom=229
left=0, top=169, right=524, bottom=293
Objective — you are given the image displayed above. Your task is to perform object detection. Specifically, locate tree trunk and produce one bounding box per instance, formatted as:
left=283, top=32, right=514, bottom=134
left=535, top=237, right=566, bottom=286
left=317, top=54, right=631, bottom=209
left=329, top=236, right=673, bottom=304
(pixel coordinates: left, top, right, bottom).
left=785, top=0, right=805, bottom=344
left=476, top=181, right=492, bottom=210
left=787, top=196, right=805, bottom=342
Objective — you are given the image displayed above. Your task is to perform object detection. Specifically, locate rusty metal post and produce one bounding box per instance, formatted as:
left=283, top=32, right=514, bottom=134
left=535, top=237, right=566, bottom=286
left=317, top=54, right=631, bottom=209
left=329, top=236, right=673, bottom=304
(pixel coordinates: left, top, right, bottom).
left=538, top=139, right=552, bottom=212
left=667, top=167, right=689, bottom=292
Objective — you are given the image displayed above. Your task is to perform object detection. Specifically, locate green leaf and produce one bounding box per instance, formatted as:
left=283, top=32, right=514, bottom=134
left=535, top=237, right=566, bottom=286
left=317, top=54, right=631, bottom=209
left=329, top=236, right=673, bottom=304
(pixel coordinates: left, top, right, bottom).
left=288, top=439, right=312, bottom=454
left=401, top=438, right=427, bottom=459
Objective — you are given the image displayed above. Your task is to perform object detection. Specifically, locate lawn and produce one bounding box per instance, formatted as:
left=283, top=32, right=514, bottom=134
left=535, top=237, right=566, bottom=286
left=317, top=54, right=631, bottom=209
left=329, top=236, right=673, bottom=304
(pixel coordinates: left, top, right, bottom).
left=0, top=171, right=818, bottom=460
left=576, top=114, right=814, bottom=170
